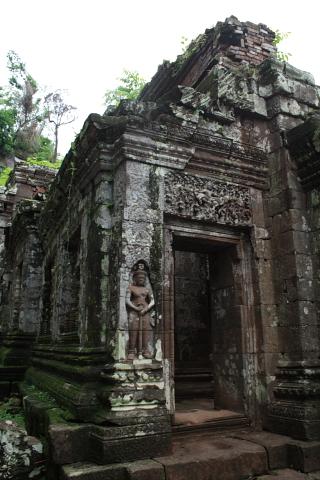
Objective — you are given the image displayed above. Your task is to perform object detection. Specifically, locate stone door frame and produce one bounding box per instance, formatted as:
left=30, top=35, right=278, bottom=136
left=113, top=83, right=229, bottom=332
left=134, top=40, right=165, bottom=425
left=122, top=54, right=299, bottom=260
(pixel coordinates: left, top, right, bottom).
left=163, top=219, right=261, bottom=424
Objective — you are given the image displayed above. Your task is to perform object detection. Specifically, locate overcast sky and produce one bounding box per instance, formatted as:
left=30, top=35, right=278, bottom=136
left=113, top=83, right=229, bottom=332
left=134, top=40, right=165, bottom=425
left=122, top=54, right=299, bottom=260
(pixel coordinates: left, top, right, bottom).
left=0, top=0, right=319, bottom=155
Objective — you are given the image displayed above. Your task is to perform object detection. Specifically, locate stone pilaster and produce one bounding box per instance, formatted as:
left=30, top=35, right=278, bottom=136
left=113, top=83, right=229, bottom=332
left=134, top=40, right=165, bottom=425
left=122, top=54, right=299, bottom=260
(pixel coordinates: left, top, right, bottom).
left=263, top=66, right=320, bottom=439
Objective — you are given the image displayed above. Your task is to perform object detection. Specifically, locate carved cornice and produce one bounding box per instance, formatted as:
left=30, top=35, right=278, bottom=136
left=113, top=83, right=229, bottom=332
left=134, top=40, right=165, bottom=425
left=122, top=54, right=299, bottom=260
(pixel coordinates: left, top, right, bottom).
left=114, top=122, right=268, bottom=189
left=113, top=127, right=195, bottom=171
left=189, top=132, right=268, bottom=189
left=165, top=172, right=252, bottom=226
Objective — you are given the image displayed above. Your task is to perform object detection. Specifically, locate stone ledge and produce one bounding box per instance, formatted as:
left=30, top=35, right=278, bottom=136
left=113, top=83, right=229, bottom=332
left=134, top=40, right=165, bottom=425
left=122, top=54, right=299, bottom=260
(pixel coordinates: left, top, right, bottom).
left=61, top=460, right=165, bottom=480
left=234, top=430, right=320, bottom=473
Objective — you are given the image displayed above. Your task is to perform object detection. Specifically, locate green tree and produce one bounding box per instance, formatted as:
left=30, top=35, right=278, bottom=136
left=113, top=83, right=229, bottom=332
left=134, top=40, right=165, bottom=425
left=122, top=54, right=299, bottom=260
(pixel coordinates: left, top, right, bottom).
left=0, top=107, right=15, bottom=158
left=104, top=70, right=145, bottom=107
left=0, top=50, right=44, bottom=159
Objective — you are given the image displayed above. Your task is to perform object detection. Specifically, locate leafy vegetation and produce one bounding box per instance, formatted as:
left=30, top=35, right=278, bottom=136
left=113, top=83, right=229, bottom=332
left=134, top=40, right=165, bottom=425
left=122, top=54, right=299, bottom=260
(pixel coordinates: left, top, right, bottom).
left=26, top=136, right=62, bottom=169
left=26, top=157, right=62, bottom=170
left=0, top=108, right=16, bottom=157
left=0, top=166, right=13, bottom=186
left=0, top=397, right=25, bottom=429
left=105, top=70, right=145, bottom=107
left=0, top=51, right=44, bottom=160
left=0, top=51, right=76, bottom=163
left=273, top=30, right=291, bottom=62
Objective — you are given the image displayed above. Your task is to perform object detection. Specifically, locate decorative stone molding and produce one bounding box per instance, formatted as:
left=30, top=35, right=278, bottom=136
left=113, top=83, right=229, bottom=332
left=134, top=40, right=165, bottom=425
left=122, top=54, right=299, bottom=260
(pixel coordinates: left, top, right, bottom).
left=100, top=361, right=165, bottom=412
left=267, top=363, right=320, bottom=440
left=165, top=172, right=252, bottom=226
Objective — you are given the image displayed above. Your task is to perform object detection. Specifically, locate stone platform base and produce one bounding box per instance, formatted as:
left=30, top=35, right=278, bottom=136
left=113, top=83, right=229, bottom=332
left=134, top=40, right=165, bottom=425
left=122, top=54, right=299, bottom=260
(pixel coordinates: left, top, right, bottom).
left=256, top=469, right=320, bottom=480
left=60, top=430, right=320, bottom=480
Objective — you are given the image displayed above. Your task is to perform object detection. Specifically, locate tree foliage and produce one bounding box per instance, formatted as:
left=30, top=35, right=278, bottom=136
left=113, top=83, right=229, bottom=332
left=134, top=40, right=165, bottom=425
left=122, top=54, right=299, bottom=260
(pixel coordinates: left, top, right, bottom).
left=0, top=108, right=15, bottom=157
left=0, top=51, right=76, bottom=163
left=273, top=30, right=291, bottom=62
left=0, top=51, right=44, bottom=159
left=105, top=70, right=145, bottom=107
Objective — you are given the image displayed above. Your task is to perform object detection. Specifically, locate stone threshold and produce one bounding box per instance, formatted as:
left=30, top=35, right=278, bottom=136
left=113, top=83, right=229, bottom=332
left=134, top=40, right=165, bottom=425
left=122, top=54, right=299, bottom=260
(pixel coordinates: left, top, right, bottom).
left=60, top=430, right=320, bottom=480
left=172, top=412, right=249, bottom=435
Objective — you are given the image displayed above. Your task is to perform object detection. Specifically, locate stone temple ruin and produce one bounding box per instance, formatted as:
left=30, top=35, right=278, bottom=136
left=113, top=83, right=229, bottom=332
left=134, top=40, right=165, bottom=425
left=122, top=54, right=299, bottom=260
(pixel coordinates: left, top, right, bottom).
left=1, top=15, right=320, bottom=480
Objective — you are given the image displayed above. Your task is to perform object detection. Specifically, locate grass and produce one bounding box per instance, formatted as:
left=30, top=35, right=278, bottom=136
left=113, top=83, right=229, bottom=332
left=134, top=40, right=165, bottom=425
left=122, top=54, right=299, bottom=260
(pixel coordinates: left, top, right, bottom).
left=0, top=400, right=26, bottom=429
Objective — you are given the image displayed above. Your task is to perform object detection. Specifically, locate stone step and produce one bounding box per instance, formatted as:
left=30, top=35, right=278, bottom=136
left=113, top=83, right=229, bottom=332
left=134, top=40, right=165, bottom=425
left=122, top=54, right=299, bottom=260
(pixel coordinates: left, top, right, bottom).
left=61, top=459, right=164, bottom=480
left=255, top=468, right=320, bottom=479
left=173, top=413, right=250, bottom=435
left=175, top=382, right=214, bottom=399
left=60, top=432, right=320, bottom=480
left=175, top=369, right=214, bottom=399
left=61, top=434, right=268, bottom=480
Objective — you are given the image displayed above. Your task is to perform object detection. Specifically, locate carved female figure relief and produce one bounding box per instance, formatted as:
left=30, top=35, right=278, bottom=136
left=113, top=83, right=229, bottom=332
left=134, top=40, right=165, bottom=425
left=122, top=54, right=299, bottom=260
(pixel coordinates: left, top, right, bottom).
left=126, top=262, right=155, bottom=360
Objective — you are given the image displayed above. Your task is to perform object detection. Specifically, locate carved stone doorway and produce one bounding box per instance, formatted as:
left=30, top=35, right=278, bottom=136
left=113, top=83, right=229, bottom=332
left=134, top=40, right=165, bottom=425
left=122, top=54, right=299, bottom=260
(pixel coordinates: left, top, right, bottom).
left=163, top=224, right=256, bottom=430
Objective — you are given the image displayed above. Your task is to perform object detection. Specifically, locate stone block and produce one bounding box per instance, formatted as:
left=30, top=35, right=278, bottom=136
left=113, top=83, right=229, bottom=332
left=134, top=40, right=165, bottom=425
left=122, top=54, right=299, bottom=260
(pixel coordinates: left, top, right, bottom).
left=270, top=115, right=303, bottom=133
left=250, top=188, right=266, bottom=227
left=89, top=420, right=171, bottom=464
left=276, top=324, right=318, bottom=353
left=259, top=304, right=279, bottom=327
left=292, top=231, right=311, bottom=254
left=270, top=170, right=287, bottom=196
left=126, top=460, right=165, bottom=480
left=257, top=261, right=275, bottom=305
left=61, top=463, right=127, bottom=480
left=285, top=278, right=315, bottom=302
left=267, top=387, right=320, bottom=442
left=267, top=96, right=302, bottom=119
left=296, top=255, right=313, bottom=279
left=234, top=431, right=291, bottom=469
left=292, top=82, right=319, bottom=107
left=261, top=352, right=280, bottom=379
left=156, top=436, right=267, bottom=480
left=267, top=131, right=284, bottom=153
left=49, top=424, right=92, bottom=465
left=287, top=189, right=307, bottom=211
left=261, top=325, right=279, bottom=353
left=267, top=191, right=287, bottom=217
left=257, top=469, right=307, bottom=480
left=288, top=441, right=320, bottom=473
left=280, top=210, right=310, bottom=233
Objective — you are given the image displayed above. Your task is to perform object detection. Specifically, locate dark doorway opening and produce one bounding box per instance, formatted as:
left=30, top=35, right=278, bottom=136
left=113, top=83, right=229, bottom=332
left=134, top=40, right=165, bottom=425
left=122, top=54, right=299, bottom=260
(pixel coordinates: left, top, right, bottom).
left=173, top=235, right=247, bottom=431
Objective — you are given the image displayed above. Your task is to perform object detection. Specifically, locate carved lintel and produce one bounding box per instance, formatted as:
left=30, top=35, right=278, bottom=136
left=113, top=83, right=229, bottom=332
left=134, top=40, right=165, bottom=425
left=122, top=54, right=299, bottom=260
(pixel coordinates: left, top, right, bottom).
left=165, top=172, right=252, bottom=226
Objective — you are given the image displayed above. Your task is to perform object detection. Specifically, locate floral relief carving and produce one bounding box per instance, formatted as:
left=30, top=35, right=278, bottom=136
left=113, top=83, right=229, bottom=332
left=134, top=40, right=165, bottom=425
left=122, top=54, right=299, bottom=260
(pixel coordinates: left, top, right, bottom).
left=165, top=172, right=252, bottom=226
